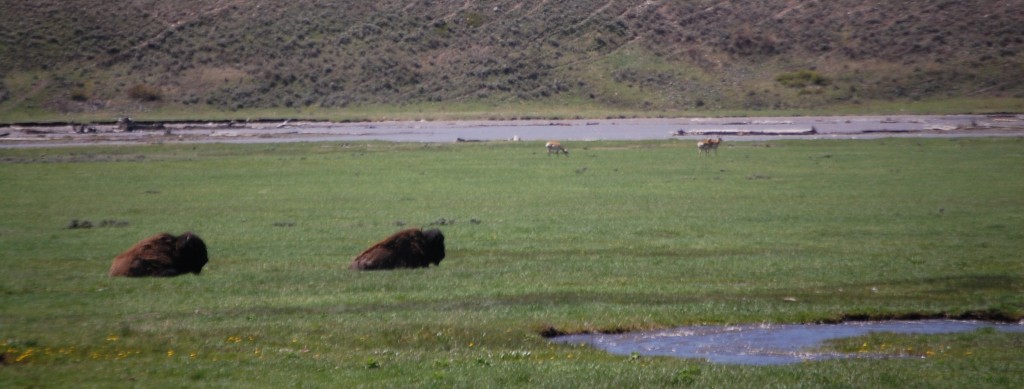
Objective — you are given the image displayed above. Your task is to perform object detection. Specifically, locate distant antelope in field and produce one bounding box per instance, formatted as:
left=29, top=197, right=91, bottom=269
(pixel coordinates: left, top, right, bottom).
left=697, top=140, right=713, bottom=155
left=697, top=137, right=722, bottom=156
left=546, top=141, right=569, bottom=156
left=709, top=137, right=722, bottom=153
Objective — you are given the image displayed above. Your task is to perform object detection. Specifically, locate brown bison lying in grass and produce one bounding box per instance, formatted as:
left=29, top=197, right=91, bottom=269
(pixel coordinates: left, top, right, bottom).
left=108, top=232, right=208, bottom=277
left=349, top=228, right=445, bottom=270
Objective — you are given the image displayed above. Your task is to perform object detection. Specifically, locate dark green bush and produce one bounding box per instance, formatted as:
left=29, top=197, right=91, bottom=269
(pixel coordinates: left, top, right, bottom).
left=127, top=83, right=162, bottom=101
left=69, top=87, right=89, bottom=101
left=776, top=70, right=831, bottom=88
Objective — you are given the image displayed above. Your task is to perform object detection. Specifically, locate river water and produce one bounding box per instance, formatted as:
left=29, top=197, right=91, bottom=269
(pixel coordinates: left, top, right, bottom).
left=2, top=114, right=1023, bottom=148
left=192, top=114, right=1022, bottom=143
left=550, top=320, right=1024, bottom=365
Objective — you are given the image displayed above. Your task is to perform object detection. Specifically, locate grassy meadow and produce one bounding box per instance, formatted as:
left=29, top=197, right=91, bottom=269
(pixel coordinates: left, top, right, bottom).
left=1, top=137, right=1023, bottom=387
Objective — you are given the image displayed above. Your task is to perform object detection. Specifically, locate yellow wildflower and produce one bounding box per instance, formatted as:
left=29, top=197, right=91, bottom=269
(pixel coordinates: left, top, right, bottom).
left=16, top=348, right=34, bottom=363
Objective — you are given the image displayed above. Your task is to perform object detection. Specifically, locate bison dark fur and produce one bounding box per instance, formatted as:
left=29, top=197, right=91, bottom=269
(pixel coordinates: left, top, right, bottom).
left=108, top=232, right=208, bottom=277
left=349, top=228, right=445, bottom=270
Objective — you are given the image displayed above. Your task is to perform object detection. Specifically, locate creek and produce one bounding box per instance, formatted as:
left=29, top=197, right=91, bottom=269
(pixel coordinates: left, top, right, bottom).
left=551, top=320, right=1024, bottom=365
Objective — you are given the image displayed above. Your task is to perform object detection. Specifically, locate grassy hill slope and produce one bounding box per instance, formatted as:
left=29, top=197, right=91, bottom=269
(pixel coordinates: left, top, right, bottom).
left=1, top=0, right=1022, bottom=121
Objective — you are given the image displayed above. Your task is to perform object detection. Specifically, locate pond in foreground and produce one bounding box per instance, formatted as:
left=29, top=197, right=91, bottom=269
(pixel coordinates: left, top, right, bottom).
left=551, top=320, right=1024, bottom=365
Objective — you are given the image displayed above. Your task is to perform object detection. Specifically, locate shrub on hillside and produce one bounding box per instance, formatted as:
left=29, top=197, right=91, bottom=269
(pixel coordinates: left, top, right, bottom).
left=127, top=83, right=163, bottom=102
left=776, top=70, right=830, bottom=88
left=69, top=87, right=90, bottom=101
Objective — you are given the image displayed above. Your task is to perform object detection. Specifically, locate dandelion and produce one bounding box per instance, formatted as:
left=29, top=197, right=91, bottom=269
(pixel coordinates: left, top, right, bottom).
left=227, top=336, right=242, bottom=343
left=106, top=335, right=119, bottom=342
left=167, top=349, right=175, bottom=358
left=189, top=351, right=198, bottom=360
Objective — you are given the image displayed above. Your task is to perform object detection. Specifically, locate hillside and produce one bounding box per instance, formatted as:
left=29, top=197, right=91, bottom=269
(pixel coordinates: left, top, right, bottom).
left=1, top=0, right=1022, bottom=121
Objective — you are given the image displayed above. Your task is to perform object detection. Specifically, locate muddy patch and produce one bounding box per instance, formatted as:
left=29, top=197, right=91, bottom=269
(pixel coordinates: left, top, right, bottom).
left=550, top=320, right=1024, bottom=365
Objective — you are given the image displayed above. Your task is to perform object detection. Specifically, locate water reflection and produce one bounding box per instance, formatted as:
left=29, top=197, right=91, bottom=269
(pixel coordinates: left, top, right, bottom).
left=551, top=320, right=1024, bottom=365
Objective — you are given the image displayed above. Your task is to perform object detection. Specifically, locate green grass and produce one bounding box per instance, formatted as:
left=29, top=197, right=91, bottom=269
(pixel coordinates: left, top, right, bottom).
left=1, top=138, right=1023, bottom=387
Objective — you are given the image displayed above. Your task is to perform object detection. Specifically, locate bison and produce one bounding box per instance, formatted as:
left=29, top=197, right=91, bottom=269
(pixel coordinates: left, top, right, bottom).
left=108, top=232, right=209, bottom=277
left=349, top=228, right=445, bottom=270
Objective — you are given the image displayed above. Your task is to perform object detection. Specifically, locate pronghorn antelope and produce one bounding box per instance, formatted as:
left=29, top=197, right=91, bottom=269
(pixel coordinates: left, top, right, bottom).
left=697, top=137, right=722, bottom=156
left=708, top=137, right=722, bottom=154
left=697, top=139, right=713, bottom=156
left=546, top=141, right=569, bottom=156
